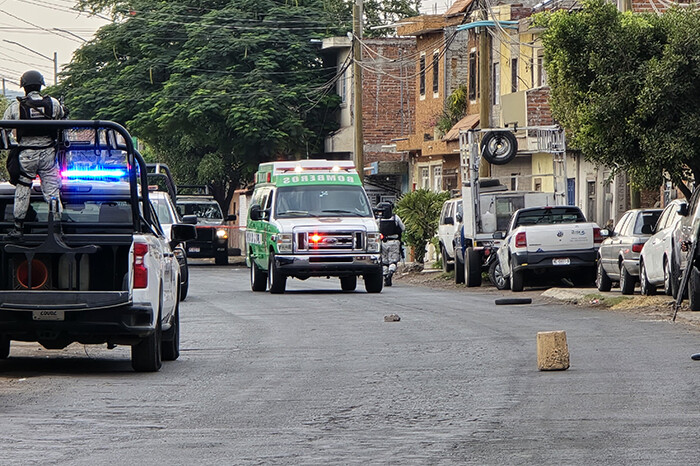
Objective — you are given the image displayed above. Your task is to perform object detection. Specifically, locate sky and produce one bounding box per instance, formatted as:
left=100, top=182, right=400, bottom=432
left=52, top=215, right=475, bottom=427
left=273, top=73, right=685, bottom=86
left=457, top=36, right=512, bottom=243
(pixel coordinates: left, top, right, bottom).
left=0, top=0, right=451, bottom=95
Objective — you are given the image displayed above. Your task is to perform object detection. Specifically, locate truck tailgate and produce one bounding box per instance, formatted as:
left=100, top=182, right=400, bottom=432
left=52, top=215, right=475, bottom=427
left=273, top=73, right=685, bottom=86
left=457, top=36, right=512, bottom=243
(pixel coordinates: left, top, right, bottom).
left=524, top=224, right=594, bottom=253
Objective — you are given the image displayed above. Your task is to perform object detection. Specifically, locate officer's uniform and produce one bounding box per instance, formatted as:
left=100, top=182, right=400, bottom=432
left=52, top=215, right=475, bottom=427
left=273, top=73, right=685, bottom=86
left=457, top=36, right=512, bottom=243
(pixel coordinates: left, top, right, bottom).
left=3, top=91, right=65, bottom=224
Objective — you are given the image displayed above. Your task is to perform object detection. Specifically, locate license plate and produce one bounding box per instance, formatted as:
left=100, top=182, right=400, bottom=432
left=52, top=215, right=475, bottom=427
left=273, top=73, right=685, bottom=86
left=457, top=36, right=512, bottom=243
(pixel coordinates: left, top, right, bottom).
left=188, top=247, right=200, bottom=253
left=32, top=310, right=65, bottom=321
left=552, top=258, right=570, bottom=266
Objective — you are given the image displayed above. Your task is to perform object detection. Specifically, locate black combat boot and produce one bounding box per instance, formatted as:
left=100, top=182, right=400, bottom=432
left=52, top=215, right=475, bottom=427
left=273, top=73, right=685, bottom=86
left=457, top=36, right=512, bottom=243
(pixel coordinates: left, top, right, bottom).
left=6, top=219, right=24, bottom=241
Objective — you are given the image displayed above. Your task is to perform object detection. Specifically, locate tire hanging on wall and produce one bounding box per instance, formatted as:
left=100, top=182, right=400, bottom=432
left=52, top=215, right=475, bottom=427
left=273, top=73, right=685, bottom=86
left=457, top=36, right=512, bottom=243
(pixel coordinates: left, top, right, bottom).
left=481, top=131, right=518, bottom=165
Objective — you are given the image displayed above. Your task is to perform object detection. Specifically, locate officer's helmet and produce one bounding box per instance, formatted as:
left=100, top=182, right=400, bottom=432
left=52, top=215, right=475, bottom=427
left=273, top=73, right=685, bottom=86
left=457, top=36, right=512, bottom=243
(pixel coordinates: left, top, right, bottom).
left=376, top=202, right=393, bottom=219
left=20, top=70, right=45, bottom=89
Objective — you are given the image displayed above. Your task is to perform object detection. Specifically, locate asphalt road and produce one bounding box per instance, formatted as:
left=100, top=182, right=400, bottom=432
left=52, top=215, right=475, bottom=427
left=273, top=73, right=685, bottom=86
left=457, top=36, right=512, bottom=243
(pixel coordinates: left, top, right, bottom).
left=1, top=261, right=699, bottom=465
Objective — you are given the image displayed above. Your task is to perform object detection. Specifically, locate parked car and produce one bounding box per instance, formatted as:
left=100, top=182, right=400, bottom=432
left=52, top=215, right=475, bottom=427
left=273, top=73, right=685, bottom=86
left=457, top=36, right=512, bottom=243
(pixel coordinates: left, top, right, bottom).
left=596, top=208, right=662, bottom=295
left=437, top=198, right=462, bottom=272
left=671, top=190, right=700, bottom=310
left=638, top=200, right=687, bottom=296
left=496, top=205, right=602, bottom=292
left=150, top=189, right=197, bottom=301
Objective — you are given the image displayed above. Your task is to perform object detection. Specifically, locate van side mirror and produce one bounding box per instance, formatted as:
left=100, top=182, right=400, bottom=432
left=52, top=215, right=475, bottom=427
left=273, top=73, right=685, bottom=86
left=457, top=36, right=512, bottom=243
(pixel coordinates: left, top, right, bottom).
left=678, top=204, right=689, bottom=217
left=181, top=214, right=197, bottom=225
left=444, top=216, right=454, bottom=225
left=455, top=212, right=463, bottom=223
left=493, top=231, right=505, bottom=240
left=226, top=214, right=237, bottom=222
left=171, top=224, right=197, bottom=243
left=249, top=204, right=263, bottom=221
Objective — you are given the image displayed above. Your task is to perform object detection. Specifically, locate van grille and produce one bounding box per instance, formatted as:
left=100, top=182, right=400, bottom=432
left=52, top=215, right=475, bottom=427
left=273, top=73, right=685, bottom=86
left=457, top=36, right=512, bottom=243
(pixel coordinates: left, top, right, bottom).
left=295, top=230, right=365, bottom=253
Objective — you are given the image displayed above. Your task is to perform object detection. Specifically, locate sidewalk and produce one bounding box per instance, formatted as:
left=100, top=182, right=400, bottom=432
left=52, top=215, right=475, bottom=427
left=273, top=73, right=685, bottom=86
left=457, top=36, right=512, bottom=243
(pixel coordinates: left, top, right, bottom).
left=542, top=287, right=700, bottom=328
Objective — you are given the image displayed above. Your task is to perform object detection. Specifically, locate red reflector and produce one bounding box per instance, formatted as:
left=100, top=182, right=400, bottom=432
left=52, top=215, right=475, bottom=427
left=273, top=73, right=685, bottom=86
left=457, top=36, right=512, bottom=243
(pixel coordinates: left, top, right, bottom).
left=133, top=242, right=148, bottom=289
left=266, top=172, right=271, bottom=183
left=515, top=232, right=527, bottom=248
left=632, top=243, right=644, bottom=253
left=593, top=227, right=603, bottom=244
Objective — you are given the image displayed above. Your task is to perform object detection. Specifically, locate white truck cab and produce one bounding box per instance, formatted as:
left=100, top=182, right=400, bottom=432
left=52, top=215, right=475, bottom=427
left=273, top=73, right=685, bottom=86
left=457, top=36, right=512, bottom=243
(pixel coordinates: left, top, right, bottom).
left=246, top=160, right=383, bottom=294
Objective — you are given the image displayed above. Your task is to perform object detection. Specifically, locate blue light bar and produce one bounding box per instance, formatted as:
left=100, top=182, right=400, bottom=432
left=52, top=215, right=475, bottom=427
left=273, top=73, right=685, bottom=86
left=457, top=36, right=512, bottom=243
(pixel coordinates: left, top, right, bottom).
left=61, top=168, right=127, bottom=179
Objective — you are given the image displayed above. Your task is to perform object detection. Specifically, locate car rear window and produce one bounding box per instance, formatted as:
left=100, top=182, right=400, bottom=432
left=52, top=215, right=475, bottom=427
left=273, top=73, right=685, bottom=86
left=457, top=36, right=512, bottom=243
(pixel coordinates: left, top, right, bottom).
left=633, top=210, right=662, bottom=235
left=516, top=207, right=586, bottom=226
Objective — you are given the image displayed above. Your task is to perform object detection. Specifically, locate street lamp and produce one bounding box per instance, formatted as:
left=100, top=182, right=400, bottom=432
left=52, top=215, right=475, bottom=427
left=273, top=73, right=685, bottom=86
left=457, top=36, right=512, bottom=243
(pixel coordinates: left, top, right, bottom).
left=53, top=28, right=88, bottom=43
left=2, top=39, right=57, bottom=85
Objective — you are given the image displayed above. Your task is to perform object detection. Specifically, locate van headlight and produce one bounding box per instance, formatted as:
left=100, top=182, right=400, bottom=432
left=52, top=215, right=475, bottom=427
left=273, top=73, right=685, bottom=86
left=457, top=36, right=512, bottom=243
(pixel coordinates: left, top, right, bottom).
left=216, top=228, right=228, bottom=240
left=276, top=233, right=293, bottom=253
left=367, top=233, right=381, bottom=253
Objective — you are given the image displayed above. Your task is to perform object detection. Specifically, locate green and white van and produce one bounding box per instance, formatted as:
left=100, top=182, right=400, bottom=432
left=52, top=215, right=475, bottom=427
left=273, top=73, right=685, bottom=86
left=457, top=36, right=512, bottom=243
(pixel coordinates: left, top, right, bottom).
left=246, top=160, right=383, bottom=294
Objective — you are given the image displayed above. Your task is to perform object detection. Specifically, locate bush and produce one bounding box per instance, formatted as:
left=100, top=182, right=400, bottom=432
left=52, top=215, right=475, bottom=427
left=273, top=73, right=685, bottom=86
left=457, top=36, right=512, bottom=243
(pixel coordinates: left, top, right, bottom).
left=395, top=189, right=450, bottom=263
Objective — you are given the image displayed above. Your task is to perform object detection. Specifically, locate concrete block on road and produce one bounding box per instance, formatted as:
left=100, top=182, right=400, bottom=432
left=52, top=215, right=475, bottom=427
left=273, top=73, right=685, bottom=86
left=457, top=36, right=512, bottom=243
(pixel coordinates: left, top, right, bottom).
left=537, top=330, right=570, bottom=371
left=384, top=314, right=401, bottom=322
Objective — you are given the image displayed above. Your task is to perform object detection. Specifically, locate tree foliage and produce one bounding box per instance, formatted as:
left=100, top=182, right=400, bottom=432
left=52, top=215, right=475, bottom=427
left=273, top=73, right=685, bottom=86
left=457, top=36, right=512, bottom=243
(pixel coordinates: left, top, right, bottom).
left=537, top=0, right=700, bottom=197
left=395, top=189, right=449, bottom=263
left=59, top=0, right=419, bottom=209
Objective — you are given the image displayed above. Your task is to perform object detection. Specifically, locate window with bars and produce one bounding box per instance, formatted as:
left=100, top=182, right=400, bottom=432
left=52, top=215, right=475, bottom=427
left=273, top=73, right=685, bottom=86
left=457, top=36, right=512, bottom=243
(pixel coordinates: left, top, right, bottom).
left=432, top=51, right=439, bottom=95
left=419, top=54, right=426, bottom=97
left=421, top=167, right=430, bottom=189
left=433, top=165, right=442, bottom=192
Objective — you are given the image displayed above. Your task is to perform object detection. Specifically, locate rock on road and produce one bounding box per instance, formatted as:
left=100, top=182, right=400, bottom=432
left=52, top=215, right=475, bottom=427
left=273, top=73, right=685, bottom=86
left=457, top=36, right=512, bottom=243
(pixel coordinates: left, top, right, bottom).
left=1, top=263, right=699, bottom=465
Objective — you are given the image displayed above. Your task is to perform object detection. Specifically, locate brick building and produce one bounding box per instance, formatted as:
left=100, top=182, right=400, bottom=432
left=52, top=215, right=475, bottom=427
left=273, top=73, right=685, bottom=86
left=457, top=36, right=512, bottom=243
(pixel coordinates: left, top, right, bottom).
left=321, top=36, right=416, bottom=205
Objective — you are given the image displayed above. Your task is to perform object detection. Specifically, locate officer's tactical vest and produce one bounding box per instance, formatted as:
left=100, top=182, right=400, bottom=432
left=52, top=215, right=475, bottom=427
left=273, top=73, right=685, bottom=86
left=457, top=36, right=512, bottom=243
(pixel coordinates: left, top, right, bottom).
left=16, top=95, right=55, bottom=141
left=380, top=217, right=401, bottom=238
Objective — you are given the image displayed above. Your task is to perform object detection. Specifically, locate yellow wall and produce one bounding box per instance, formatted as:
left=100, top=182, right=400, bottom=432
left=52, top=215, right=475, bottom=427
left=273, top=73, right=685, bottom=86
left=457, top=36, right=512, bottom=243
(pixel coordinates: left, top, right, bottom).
left=531, top=152, right=555, bottom=192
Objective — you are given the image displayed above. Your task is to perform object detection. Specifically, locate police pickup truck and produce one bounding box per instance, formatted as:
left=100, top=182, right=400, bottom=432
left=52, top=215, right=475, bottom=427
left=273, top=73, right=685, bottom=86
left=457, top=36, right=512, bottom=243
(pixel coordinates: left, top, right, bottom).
left=495, top=206, right=602, bottom=291
left=0, top=120, right=195, bottom=371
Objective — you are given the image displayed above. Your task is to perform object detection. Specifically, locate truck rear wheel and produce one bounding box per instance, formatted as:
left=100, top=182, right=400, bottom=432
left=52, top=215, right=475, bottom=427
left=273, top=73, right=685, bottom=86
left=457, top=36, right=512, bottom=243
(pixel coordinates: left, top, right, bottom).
left=250, top=256, right=267, bottom=292
left=132, top=314, right=162, bottom=372
left=268, top=254, right=287, bottom=294
left=364, top=272, right=383, bottom=293
left=510, top=258, right=524, bottom=292
left=454, top=252, right=465, bottom=284
left=340, top=276, right=357, bottom=291
left=465, top=247, right=482, bottom=287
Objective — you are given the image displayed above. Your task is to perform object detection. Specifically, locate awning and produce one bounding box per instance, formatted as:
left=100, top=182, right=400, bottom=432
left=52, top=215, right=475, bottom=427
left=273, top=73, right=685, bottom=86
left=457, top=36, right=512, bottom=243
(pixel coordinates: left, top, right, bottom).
left=442, top=114, right=480, bottom=142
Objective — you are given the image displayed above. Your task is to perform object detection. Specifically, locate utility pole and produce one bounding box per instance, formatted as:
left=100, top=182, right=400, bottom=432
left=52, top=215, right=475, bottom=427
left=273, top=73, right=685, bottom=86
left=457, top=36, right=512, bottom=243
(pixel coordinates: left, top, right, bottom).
left=478, top=3, right=491, bottom=178
left=2, top=78, right=5, bottom=97
left=2, top=40, right=57, bottom=85
left=353, top=0, right=365, bottom=183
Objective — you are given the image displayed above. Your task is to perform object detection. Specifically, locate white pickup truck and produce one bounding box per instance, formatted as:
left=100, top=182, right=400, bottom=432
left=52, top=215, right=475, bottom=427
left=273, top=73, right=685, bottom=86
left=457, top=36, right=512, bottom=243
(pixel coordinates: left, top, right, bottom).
left=495, top=206, right=602, bottom=291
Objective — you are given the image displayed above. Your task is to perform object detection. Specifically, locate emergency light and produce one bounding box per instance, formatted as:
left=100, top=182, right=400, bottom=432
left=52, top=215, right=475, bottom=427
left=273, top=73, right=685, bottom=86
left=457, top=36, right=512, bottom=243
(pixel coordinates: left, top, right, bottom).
left=61, top=167, right=127, bottom=180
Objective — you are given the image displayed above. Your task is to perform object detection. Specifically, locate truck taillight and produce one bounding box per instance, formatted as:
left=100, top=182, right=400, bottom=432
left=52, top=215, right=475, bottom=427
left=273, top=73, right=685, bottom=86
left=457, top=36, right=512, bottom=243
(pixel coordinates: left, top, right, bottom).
left=515, top=232, right=527, bottom=248
left=632, top=243, right=644, bottom=253
left=594, top=227, right=603, bottom=244
left=133, top=242, right=148, bottom=289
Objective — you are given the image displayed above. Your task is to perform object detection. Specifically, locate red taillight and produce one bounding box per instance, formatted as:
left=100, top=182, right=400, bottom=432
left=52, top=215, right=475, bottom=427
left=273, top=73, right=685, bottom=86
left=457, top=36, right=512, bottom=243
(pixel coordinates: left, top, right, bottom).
left=310, top=234, right=322, bottom=243
left=133, top=242, right=148, bottom=289
left=515, top=232, right=527, bottom=248
left=594, top=227, right=603, bottom=244
left=632, top=243, right=644, bottom=253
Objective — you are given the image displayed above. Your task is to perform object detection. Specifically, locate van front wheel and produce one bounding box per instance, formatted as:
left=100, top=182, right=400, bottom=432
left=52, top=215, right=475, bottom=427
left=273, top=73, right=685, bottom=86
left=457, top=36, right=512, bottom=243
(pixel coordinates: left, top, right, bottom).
left=364, top=271, right=383, bottom=293
left=268, top=254, right=287, bottom=294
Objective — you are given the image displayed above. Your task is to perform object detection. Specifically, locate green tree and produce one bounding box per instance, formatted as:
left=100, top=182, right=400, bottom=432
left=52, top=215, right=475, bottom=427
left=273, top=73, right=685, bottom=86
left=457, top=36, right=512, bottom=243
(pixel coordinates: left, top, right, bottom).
left=0, top=96, right=8, bottom=116
left=395, top=189, right=449, bottom=263
left=538, top=0, right=700, bottom=198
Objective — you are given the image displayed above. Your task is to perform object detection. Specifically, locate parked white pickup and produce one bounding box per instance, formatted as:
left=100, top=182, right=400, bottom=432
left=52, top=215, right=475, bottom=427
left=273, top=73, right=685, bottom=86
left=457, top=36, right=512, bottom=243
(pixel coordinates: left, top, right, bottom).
left=496, top=206, right=603, bottom=291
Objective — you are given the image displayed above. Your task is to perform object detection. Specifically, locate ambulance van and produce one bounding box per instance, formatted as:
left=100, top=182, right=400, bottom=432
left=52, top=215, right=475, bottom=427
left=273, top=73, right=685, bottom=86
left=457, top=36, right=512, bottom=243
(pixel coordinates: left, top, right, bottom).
left=246, top=160, right=383, bottom=294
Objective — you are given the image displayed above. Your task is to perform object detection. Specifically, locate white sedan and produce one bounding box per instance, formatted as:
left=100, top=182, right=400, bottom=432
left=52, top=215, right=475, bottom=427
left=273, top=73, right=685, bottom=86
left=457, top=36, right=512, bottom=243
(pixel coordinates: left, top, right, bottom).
left=639, top=199, right=687, bottom=296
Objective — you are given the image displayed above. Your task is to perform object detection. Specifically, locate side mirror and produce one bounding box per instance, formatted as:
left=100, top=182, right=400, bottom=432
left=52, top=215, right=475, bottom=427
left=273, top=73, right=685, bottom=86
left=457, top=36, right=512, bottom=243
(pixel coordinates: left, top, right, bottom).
left=226, top=214, right=237, bottom=222
left=600, top=229, right=610, bottom=237
left=181, top=214, right=198, bottom=225
left=249, top=204, right=263, bottom=221
left=455, top=212, right=463, bottom=223
left=171, top=224, right=197, bottom=243
left=493, top=231, right=505, bottom=240
left=444, top=216, right=454, bottom=225
left=678, top=204, right=689, bottom=217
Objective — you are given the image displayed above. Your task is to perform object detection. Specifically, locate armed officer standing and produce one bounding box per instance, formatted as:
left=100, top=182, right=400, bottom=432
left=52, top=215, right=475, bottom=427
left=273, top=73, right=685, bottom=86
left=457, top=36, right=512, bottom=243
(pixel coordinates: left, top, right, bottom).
left=2, top=70, right=67, bottom=239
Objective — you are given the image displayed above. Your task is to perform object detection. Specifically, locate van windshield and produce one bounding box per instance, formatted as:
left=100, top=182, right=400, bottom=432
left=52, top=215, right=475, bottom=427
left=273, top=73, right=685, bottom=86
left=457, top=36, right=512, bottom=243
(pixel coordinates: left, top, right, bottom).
left=275, top=185, right=373, bottom=218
